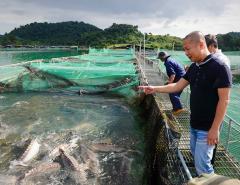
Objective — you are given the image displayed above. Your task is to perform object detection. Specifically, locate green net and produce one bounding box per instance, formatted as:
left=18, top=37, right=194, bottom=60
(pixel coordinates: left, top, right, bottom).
left=0, top=49, right=139, bottom=97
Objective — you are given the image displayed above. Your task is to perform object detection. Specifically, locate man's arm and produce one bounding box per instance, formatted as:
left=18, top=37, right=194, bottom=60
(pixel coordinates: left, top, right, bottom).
left=207, top=88, right=230, bottom=145
left=138, top=78, right=189, bottom=94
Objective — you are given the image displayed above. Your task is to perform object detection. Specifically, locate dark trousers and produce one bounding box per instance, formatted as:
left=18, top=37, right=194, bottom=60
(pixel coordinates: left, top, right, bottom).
left=169, top=91, right=183, bottom=110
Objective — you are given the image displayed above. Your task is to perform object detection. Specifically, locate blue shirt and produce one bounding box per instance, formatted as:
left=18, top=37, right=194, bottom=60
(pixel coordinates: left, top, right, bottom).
left=164, top=56, right=185, bottom=82
left=183, top=54, right=232, bottom=131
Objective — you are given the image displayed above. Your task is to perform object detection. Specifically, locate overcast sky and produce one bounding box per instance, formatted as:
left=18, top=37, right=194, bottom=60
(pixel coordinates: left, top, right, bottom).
left=0, top=0, right=239, bottom=37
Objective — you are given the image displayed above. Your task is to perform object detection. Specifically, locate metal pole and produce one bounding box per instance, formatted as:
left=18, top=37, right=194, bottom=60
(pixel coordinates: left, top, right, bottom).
left=178, top=149, right=192, bottom=180
left=185, top=87, right=190, bottom=109
left=143, top=33, right=146, bottom=71
left=139, top=41, right=141, bottom=54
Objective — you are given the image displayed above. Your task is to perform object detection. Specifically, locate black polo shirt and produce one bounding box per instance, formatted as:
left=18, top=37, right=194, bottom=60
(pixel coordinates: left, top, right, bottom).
left=183, top=54, right=232, bottom=131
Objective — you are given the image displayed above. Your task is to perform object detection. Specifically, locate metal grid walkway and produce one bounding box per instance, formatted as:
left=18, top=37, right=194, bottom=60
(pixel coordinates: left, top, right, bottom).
left=136, top=54, right=240, bottom=180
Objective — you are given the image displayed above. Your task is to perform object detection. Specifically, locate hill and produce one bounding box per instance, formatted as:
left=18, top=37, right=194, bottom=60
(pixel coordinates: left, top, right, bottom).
left=217, top=32, right=240, bottom=51
left=2, top=21, right=239, bottom=51
left=9, top=21, right=102, bottom=45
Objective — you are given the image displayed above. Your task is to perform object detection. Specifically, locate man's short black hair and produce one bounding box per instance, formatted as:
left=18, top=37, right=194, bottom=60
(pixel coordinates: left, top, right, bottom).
left=157, top=51, right=169, bottom=59
left=205, top=34, right=218, bottom=48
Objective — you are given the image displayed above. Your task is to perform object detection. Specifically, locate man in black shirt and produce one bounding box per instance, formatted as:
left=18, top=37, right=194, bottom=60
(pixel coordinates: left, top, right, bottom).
left=139, top=31, right=232, bottom=180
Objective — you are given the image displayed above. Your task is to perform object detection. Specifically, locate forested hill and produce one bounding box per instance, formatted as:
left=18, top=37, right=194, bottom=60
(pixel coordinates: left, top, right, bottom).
left=218, top=32, right=240, bottom=51
left=6, top=21, right=103, bottom=46
left=0, top=21, right=239, bottom=50
left=0, top=21, right=182, bottom=49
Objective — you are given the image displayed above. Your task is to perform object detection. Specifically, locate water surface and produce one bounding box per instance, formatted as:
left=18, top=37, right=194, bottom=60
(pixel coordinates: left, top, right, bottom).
left=0, top=92, right=145, bottom=185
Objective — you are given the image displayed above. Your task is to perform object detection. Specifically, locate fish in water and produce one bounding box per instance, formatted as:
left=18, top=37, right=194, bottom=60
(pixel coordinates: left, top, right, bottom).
left=78, top=144, right=101, bottom=175
left=54, top=148, right=88, bottom=184
left=17, top=162, right=61, bottom=184
left=0, top=162, right=61, bottom=185
left=10, top=138, right=40, bottom=167
left=48, top=137, right=79, bottom=159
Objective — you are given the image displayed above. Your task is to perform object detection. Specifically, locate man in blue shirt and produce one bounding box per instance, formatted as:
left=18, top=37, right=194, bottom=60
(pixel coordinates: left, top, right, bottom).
left=157, top=51, right=185, bottom=115
left=139, top=31, right=232, bottom=182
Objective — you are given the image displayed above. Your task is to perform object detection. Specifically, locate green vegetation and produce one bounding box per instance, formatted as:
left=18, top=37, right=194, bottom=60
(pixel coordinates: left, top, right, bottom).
left=0, top=21, right=239, bottom=50
left=218, top=32, right=240, bottom=51
left=0, top=21, right=180, bottom=49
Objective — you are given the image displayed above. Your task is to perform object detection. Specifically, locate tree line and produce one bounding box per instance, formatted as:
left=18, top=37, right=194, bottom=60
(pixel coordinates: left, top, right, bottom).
left=0, top=21, right=239, bottom=51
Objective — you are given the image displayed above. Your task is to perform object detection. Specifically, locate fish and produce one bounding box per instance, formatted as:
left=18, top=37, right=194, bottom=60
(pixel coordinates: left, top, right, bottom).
left=78, top=144, right=101, bottom=175
left=10, top=139, right=40, bottom=167
left=48, top=137, right=79, bottom=159
left=0, top=162, right=61, bottom=185
left=55, top=148, right=85, bottom=171
left=54, top=148, right=88, bottom=184
left=18, top=162, right=61, bottom=184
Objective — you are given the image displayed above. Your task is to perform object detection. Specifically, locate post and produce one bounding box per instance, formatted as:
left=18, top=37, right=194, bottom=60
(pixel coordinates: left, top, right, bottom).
left=139, top=41, right=142, bottom=54
left=143, top=33, right=146, bottom=71
left=178, top=149, right=192, bottom=180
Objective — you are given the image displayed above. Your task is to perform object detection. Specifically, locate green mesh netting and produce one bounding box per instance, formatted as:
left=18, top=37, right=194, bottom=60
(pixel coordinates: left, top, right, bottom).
left=0, top=49, right=139, bottom=97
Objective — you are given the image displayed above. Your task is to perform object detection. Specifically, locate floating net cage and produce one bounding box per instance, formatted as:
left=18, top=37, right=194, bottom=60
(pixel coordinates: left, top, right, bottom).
left=0, top=49, right=139, bottom=97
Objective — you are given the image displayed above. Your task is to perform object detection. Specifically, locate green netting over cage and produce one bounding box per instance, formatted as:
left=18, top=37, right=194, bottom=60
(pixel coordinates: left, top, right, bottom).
left=0, top=49, right=139, bottom=97
left=89, top=48, right=134, bottom=55
left=77, top=48, right=135, bottom=63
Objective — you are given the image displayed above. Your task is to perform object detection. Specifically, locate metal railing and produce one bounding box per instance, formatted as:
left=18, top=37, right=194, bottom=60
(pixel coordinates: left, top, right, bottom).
left=222, top=114, right=240, bottom=152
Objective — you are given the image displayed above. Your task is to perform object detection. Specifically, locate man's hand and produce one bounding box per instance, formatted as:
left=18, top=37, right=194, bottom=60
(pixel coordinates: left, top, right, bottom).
left=207, top=128, right=220, bottom=145
left=138, top=86, right=155, bottom=94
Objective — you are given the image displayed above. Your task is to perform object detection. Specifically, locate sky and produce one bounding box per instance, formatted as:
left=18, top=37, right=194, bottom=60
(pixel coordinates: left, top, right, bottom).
left=0, top=0, right=239, bottom=38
